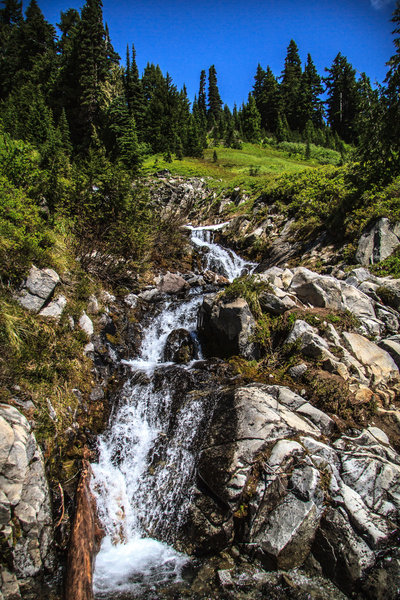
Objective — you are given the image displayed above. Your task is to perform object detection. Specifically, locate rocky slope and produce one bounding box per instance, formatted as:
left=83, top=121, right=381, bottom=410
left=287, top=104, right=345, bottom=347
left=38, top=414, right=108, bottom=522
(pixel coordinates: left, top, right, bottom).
left=2, top=175, right=400, bottom=599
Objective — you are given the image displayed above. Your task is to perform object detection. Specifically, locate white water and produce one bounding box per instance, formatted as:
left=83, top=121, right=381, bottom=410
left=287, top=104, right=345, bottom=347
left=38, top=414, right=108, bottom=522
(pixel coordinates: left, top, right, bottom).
left=187, top=224, right=256, bottom=281
left=91, top=225, right=254, bottom=597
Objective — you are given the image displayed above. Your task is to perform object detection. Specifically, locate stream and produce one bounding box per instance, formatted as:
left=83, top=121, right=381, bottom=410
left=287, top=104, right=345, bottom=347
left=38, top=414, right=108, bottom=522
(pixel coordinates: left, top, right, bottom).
left=90, top=225, right=254, bottom=598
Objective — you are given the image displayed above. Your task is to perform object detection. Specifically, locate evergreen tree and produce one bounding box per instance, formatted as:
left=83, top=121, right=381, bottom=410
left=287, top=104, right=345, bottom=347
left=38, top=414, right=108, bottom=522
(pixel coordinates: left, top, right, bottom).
left=77, top=0, right=119, bottom=147
left=0, top=0, right=22, bottom=25
left=280, top=39, right=302, bottom=130
left=256, top=66, right=280, bottom=132
left=185, top=113, right=203, bottom=157
left=275, top=113, right=290, bottom=142
left=124, top=43, right=145, bottom=134
left=382, top=0, right=400, bottom=174
left=324, top=53, right=360, bottom=144
left=241, top=94, right=261, bottom=142
left=0, top=0, right=23, bottom=98
left=21, top=0, right=56, bottom=70
left=198, top=69, right=207, bottom=117
left=298, top=53, right=324, bottom=130
left=207, top=64, right=222, bottom=126
left=253, top=63, right=266, bottom=106
left=57, top=107, right=73, bottom=156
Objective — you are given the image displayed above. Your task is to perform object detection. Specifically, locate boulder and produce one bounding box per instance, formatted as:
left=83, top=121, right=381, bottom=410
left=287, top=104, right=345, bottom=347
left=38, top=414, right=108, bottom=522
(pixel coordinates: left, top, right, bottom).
left=156, top=272, right=190, bottom=295
left=79, top=312, right=94, bottom=337
left=197, top=296, right=257, bottom=359
left=289, top=267, right=377, bottom=324
left=356, top=218, right=400, bottom=266
left=163, top=328, right=197, bottom=364
left=259, top=291, right=294, bottom=315
left=342, top=332, right=399, bottom=385
left=39, top=295, right=67, bottom=319
left=16, top=266, right=60, bottom=312
left=0, top=404, right=54, bottom=598
left=285, top=319, right=334, bottom=360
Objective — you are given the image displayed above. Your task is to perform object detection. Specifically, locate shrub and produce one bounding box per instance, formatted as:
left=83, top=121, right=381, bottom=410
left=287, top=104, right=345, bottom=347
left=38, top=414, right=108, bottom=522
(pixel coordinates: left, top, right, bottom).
left=0, top=175, right=51, bottom=284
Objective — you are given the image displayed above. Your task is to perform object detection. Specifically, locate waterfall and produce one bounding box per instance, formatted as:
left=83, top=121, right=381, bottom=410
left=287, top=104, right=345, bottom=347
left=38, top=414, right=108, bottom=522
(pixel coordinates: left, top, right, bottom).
left=186, top=224, right=255, bottom=281
left=90, top=224, right=254, bottom=597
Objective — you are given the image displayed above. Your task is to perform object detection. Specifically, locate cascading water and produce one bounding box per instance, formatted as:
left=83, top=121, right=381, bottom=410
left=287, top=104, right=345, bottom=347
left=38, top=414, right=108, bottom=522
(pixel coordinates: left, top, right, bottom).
left=91, top=224, right=254, bottom=597
left=186, top=223, right=255, bottom=280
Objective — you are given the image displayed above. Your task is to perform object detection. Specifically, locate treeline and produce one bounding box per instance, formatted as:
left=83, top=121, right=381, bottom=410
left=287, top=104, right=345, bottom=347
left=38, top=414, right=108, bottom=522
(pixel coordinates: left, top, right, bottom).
left=0, top=0, right=399, bottom=180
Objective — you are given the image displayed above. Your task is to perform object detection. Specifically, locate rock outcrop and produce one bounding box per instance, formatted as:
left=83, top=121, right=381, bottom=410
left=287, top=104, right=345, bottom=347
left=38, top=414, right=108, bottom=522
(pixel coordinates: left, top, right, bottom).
left=185, top=384, right=400, bottom=598
left=356, top=218, right=400, bottom=266
left=0, top=404, right=54, bottom=600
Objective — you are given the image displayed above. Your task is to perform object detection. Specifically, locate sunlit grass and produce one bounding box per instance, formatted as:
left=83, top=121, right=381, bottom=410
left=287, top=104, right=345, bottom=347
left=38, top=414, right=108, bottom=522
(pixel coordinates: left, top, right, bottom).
left=142, top=142, right=315, bottom=190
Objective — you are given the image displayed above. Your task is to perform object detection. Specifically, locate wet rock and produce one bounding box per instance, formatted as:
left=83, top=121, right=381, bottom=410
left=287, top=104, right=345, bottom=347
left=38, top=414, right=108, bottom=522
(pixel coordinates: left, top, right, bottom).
left=139, top=288, right=164, bottom=303
left=198, top=296, right=257, bottom=359
left=253, top=495, right=322, bottom=570
left=15, top=265, right=59, bottom=312
left=156, top=272, right=190, bottom=295
left=65, top=460, right=103, bottom=600
left=163, top=328, right=197, bottom=364
left=356, top=218, right=400, bottom=266
left=313, top=507, right=376, bottom=595
left=0, top=404, right=54, bottom=598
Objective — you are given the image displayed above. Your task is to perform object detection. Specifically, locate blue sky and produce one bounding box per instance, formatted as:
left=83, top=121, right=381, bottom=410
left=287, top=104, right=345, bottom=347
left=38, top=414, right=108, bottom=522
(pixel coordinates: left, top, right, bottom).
left=38, top=0, right=397, bottom=107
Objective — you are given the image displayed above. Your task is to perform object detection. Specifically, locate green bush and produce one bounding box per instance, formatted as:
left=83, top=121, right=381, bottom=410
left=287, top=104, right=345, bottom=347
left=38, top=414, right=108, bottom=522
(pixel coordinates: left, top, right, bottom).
left=0, top=175, right=51, bottom=283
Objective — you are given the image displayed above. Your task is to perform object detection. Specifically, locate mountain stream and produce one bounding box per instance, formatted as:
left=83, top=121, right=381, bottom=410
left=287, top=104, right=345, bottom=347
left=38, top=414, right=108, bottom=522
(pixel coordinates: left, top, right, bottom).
left=90, top=225, right=254, bottom=598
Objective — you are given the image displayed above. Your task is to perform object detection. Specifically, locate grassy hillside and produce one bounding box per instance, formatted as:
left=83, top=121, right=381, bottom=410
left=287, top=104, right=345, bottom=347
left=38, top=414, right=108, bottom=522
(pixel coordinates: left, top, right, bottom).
left=142, top=141, right=343, bottom=190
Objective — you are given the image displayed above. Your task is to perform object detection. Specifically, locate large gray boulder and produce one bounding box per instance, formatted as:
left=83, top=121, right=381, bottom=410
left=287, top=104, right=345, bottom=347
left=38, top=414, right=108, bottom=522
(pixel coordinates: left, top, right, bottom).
left=356, top=218, right=400, bottom=266
left=197, top=295, right=257, bottom=359
left=0, top=404, right=54, bottom=599
left=16, top=266, right=60, bottom=312
left=288, top=267, right=383, bottom=336
left=186, top=383, right=400, bottom=598
left=289, top=267, right=376, bottom=318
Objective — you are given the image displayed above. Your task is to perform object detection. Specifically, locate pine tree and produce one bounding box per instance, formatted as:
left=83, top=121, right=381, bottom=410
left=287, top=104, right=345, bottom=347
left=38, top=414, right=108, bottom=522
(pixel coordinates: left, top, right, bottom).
left=0, top=0, right=22, bottom=25
left=124, top=43, right=145, bottom=134
left=382, top=0, right=400, bottom=174
left=58, top=107, right=73, bottom=156
left=256, top=66, right=280, bottom=132
left=77, top=0, right=119, bottom=147
left=21, top=0, right=56, bottom=69
left=324, top=53, right=360, bottom=144
left=298, top=53, right=323, bottom=131
left=253, top=63, right=266, bottom=106
left=0, top=0, right=23, bottom=98
left=207, top=64, right=222, bottom=127
left=275, top=113, right=290, bottom=142
left=241, top=94, right=261, bottom=142
left=198, top=69, right=207, bottom=117
left=280, top=39, right=302, bottom=130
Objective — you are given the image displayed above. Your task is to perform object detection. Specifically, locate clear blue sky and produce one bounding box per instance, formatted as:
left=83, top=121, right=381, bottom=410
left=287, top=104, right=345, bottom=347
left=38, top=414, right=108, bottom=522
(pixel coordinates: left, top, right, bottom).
left=37, top=0, right=397, bottom=107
